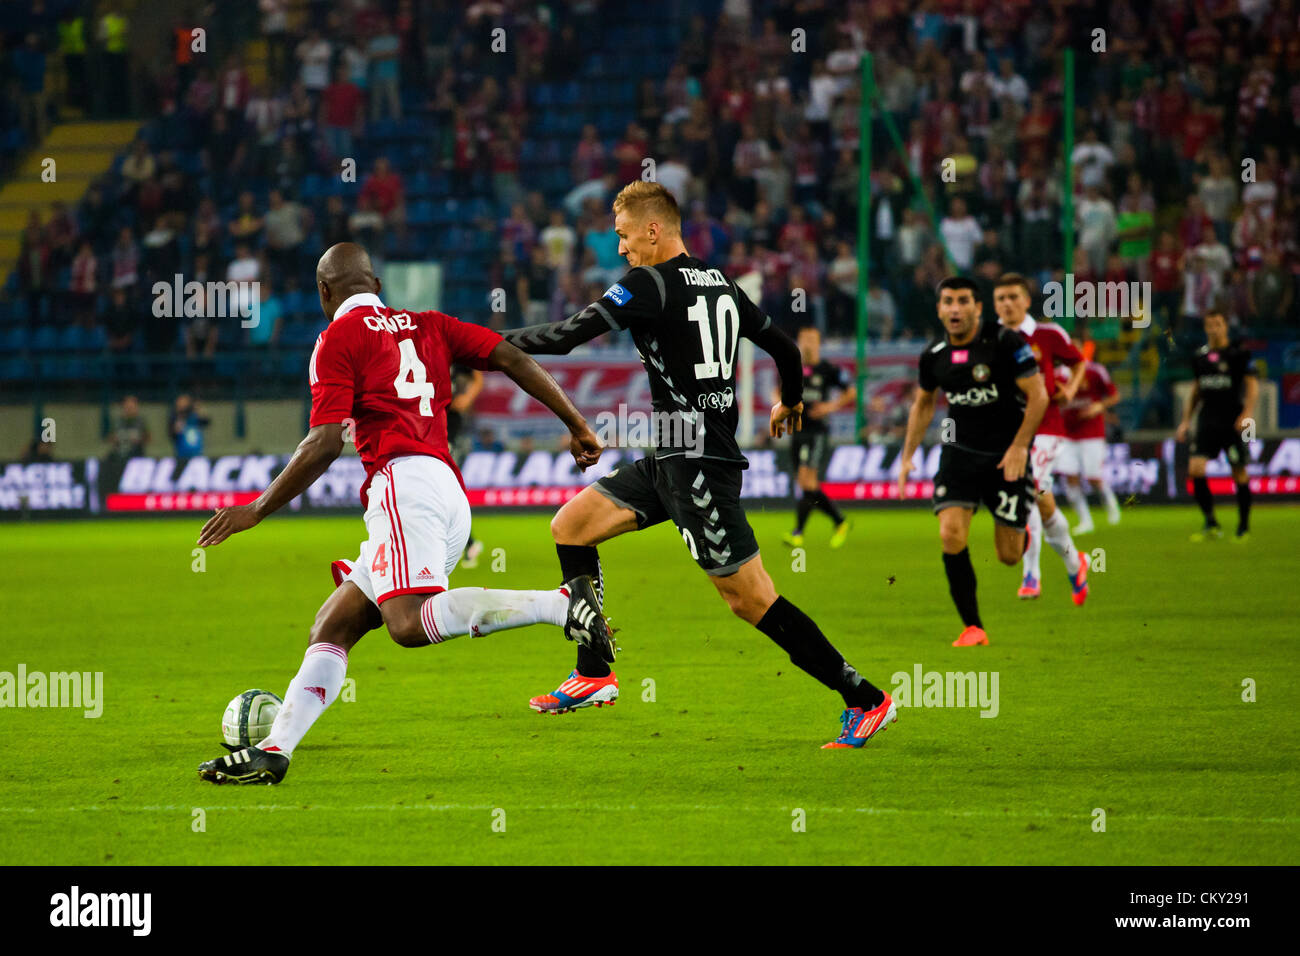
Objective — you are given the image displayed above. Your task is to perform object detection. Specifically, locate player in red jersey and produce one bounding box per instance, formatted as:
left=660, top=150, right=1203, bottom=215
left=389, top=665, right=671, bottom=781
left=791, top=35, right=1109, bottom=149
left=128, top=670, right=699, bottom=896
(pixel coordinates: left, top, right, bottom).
left=993, top=274, right=1091, bottom=605
left=195, top=243, right=610, bottom=785
left=1056, top=350, right=1121, bottom=534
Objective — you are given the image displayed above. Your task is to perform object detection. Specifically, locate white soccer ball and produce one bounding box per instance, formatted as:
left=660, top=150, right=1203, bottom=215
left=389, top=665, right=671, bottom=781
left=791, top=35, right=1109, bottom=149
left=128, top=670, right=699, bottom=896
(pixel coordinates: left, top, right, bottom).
left=221, top=689, right=283, bottom=748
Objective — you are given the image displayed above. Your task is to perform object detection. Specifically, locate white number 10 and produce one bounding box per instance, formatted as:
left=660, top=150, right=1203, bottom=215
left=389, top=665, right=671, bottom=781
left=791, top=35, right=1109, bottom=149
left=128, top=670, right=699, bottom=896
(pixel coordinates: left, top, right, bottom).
left=687, top=294, right=740, bottom=380
left=394, top=338, right=436, bottom=416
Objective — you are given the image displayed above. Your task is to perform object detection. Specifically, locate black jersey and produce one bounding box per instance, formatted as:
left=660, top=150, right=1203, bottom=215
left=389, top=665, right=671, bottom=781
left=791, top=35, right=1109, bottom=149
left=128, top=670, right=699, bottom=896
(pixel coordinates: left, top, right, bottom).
left=917, top=317, right=1039, bottom=458
left=503, top=253, right=804, bottom=465
left=1192, top=341, right=1255, bottom=425
left=800, top=360, right=849, bottom=434
left=593, top=255, right=777, bottom=464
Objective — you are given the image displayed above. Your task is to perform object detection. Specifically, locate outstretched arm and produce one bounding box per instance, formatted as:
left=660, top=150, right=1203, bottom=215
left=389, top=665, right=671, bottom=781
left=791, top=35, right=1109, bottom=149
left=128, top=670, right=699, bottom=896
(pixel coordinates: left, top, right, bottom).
left=198, top=423, right=345, bottom=546
left=501, top=302, right=616, bottom=355
left=897, top=386, right=937, bottom=497
left=486, top=340, right=602, bottom=469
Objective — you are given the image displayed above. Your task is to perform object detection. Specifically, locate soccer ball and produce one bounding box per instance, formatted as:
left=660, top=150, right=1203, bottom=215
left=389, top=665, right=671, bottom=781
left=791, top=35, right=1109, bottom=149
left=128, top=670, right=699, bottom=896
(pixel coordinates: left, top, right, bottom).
left=221, top=689, right=283, bottom=748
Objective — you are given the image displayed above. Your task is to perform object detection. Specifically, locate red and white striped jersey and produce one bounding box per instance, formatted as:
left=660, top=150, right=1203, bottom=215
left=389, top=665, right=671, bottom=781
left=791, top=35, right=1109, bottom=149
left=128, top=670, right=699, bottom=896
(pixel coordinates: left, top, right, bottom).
left=309, top=292, right=503, bottom=504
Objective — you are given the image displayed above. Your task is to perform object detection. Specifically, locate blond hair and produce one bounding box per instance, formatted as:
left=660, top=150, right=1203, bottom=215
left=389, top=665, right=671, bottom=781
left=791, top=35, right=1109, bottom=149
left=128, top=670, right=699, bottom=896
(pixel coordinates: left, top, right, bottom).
left=612, top=181, right=681, bottom=234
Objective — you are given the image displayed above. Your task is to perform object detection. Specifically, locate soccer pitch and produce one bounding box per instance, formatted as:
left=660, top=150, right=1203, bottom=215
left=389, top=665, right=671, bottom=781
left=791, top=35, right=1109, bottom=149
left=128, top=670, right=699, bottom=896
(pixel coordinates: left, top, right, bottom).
left=2, top=505, right=1297, bottom=865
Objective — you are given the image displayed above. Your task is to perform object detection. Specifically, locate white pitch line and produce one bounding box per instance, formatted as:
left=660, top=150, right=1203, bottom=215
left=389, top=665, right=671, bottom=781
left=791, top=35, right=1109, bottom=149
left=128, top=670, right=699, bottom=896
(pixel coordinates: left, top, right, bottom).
left=0, top=805, right=1295, bottom=825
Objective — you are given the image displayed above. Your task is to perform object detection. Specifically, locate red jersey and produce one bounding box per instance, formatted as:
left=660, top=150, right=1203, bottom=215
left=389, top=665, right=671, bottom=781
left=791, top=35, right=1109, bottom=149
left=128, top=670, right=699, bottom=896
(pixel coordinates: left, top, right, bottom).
left=309, top=293, right=503, bottom=505
left=1006, top=315, right=1083, bottom=437
left=1060, top=360, right=1117, bottom=440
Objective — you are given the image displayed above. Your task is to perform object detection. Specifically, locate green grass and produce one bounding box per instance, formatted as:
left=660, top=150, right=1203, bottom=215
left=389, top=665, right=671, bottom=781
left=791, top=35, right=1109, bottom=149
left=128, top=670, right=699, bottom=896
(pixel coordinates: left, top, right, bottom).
left=2, top=503, right=1297, bottom=864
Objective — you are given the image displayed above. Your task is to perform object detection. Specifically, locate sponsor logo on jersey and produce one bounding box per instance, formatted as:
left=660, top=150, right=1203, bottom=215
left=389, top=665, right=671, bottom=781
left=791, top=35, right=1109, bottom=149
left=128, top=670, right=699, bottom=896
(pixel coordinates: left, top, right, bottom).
left=947, top=384, right=1000, bottom=406
left=1198, top=374, right=1233, bottom=390
left=697, top=387, right=735, bottom=410
left=951, top=349, right=969, bottom=364
left=603, top=283, right=632, bottom=306
left=972, top=364, right=990, bottom=382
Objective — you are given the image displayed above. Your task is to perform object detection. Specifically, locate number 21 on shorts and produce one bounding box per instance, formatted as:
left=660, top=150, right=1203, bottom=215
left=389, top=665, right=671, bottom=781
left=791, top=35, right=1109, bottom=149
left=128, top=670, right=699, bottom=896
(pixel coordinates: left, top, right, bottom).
left=994, top=490, right=1019, bottom=522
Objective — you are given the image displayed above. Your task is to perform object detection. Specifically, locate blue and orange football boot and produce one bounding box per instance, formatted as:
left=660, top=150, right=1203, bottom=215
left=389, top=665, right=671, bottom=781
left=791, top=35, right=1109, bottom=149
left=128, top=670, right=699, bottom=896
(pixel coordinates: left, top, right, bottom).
left=821, top=693, right=897, bottom=749
left=529, top=670, right=619, bottom=715
left=1068, top=549, right=1090, bottom=606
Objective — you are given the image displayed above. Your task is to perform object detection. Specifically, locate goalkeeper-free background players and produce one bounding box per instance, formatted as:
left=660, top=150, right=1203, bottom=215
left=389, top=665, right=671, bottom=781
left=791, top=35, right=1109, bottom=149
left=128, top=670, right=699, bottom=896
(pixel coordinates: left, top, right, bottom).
left=1175, top=308, right=1259, bottom=541
left=504, top=181, right=897, bottom=749
left=777, top=325, right=855, bottom=549
left=193, top=243, right=612, bottom=785
left=897, top=277, right=1048, bottom=647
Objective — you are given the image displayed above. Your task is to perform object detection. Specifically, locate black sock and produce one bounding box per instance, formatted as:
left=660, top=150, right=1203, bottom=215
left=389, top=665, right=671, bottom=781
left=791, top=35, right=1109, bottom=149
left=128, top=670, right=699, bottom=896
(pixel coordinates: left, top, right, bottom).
left=794, top=493, right=815, bottom=533
left=755, top=596, right=885, bottom=710
left=1192, top=477, right=1217, bottom=526
left=1235, top=480, right=1251, bottom=533
left=812, top=488, right=845, bottom=525
left=942, top=548, right=982, bottom=629
left=556, top=544, right=609, bottom=677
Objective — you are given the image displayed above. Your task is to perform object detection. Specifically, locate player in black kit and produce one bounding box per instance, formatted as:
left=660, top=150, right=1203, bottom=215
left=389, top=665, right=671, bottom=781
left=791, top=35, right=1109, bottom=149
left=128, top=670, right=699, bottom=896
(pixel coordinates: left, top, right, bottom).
left=502, top=181, right=898, bottom=749
left=1175, top=309, right=1259, bottom=541
left=778, top=325, right=856, bottom=549
left=897, top=277, right=1048, bottom=646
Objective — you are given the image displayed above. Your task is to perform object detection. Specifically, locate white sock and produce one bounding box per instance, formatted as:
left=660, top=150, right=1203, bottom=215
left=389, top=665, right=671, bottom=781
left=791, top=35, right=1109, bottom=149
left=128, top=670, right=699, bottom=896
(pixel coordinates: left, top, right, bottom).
left=1023, top=504, right=1043, bottom=580
left=1043, top=508, right=1082, bottom=575
left=421, top=587, right=568, bottom=643
left=259, top=643, right=348, bottom=758
left=1064, top=482, right=1092, bottom=527
left=1098, top=483, right=1121, bottom=523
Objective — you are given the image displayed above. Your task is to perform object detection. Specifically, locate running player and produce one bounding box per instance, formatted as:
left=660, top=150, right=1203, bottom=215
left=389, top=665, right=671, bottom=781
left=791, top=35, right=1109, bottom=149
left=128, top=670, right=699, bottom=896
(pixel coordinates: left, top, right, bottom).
left=1175, top=308, right=1258, bottom=541
left=993, top=273, right=1091, bottom=604
left=897, top=276, right=1048, bottom=646
left=195, top=242, right=612, bottom=784
left=504, top=182, right=897, bottom=749
left=778, top=325, right=855, bottom=549
left=1056, top=352, right=1121, bottom=534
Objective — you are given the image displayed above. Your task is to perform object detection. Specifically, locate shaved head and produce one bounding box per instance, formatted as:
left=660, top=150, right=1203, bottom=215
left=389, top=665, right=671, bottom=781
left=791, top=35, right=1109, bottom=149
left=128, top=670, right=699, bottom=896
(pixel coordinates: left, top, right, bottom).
left=316, top=242, right=382, bottom=319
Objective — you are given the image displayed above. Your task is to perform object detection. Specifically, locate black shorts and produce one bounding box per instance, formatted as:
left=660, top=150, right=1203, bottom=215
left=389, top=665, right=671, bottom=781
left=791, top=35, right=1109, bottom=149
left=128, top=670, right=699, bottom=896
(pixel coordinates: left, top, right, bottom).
left=932, top=446, right=1035, bottom=530
left=593, top=455, right=760, bottom=576
left=1191, top=420, right=1249, bottom=467
left=792, top=430, right=831, bottom=475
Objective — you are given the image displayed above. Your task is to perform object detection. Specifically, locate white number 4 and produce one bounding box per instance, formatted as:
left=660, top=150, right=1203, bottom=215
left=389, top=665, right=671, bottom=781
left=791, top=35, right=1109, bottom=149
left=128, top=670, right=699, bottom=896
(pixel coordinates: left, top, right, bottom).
left=994, top=491, right=1018, bottom=521
left=394, top=338, right=436, bottom=416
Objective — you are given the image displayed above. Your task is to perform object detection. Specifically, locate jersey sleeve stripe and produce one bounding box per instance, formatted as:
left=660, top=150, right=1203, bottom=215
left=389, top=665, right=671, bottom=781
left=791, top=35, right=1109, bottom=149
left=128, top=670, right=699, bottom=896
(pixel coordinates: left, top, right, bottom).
left=590, top=300, right=620, bottom=330
left=634, top=265, right=667, bottom=308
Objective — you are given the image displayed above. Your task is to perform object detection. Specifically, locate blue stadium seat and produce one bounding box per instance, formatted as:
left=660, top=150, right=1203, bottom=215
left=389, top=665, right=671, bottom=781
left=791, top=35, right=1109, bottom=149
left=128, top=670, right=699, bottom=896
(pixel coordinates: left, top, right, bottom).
left=1, top=326, right=28, bottom=352
left=31, top=326, right=57, bottom=352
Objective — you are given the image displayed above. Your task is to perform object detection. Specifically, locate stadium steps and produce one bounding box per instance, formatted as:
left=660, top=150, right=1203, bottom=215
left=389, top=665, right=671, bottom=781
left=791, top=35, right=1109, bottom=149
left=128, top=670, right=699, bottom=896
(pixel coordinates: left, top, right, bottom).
left=0, top=120, right=141, bottom=285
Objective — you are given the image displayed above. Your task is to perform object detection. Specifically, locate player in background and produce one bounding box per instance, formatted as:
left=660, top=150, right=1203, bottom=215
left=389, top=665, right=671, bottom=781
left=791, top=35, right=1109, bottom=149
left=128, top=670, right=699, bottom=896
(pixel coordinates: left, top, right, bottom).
left=195, top=242, right=612, bottom=784
left=447, top=363, right=486, bottom=567
left=993, top=273, right=1091, bottom=604
left=1056, top=350, right=1121, bottom=534
left=777, top=325, right=855, bottom=549
left=1175, top=309, right=1258, bottom=541
left=898, top=277, right=1048, bottom=646
left=504, top=182, right=897, bottom=749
